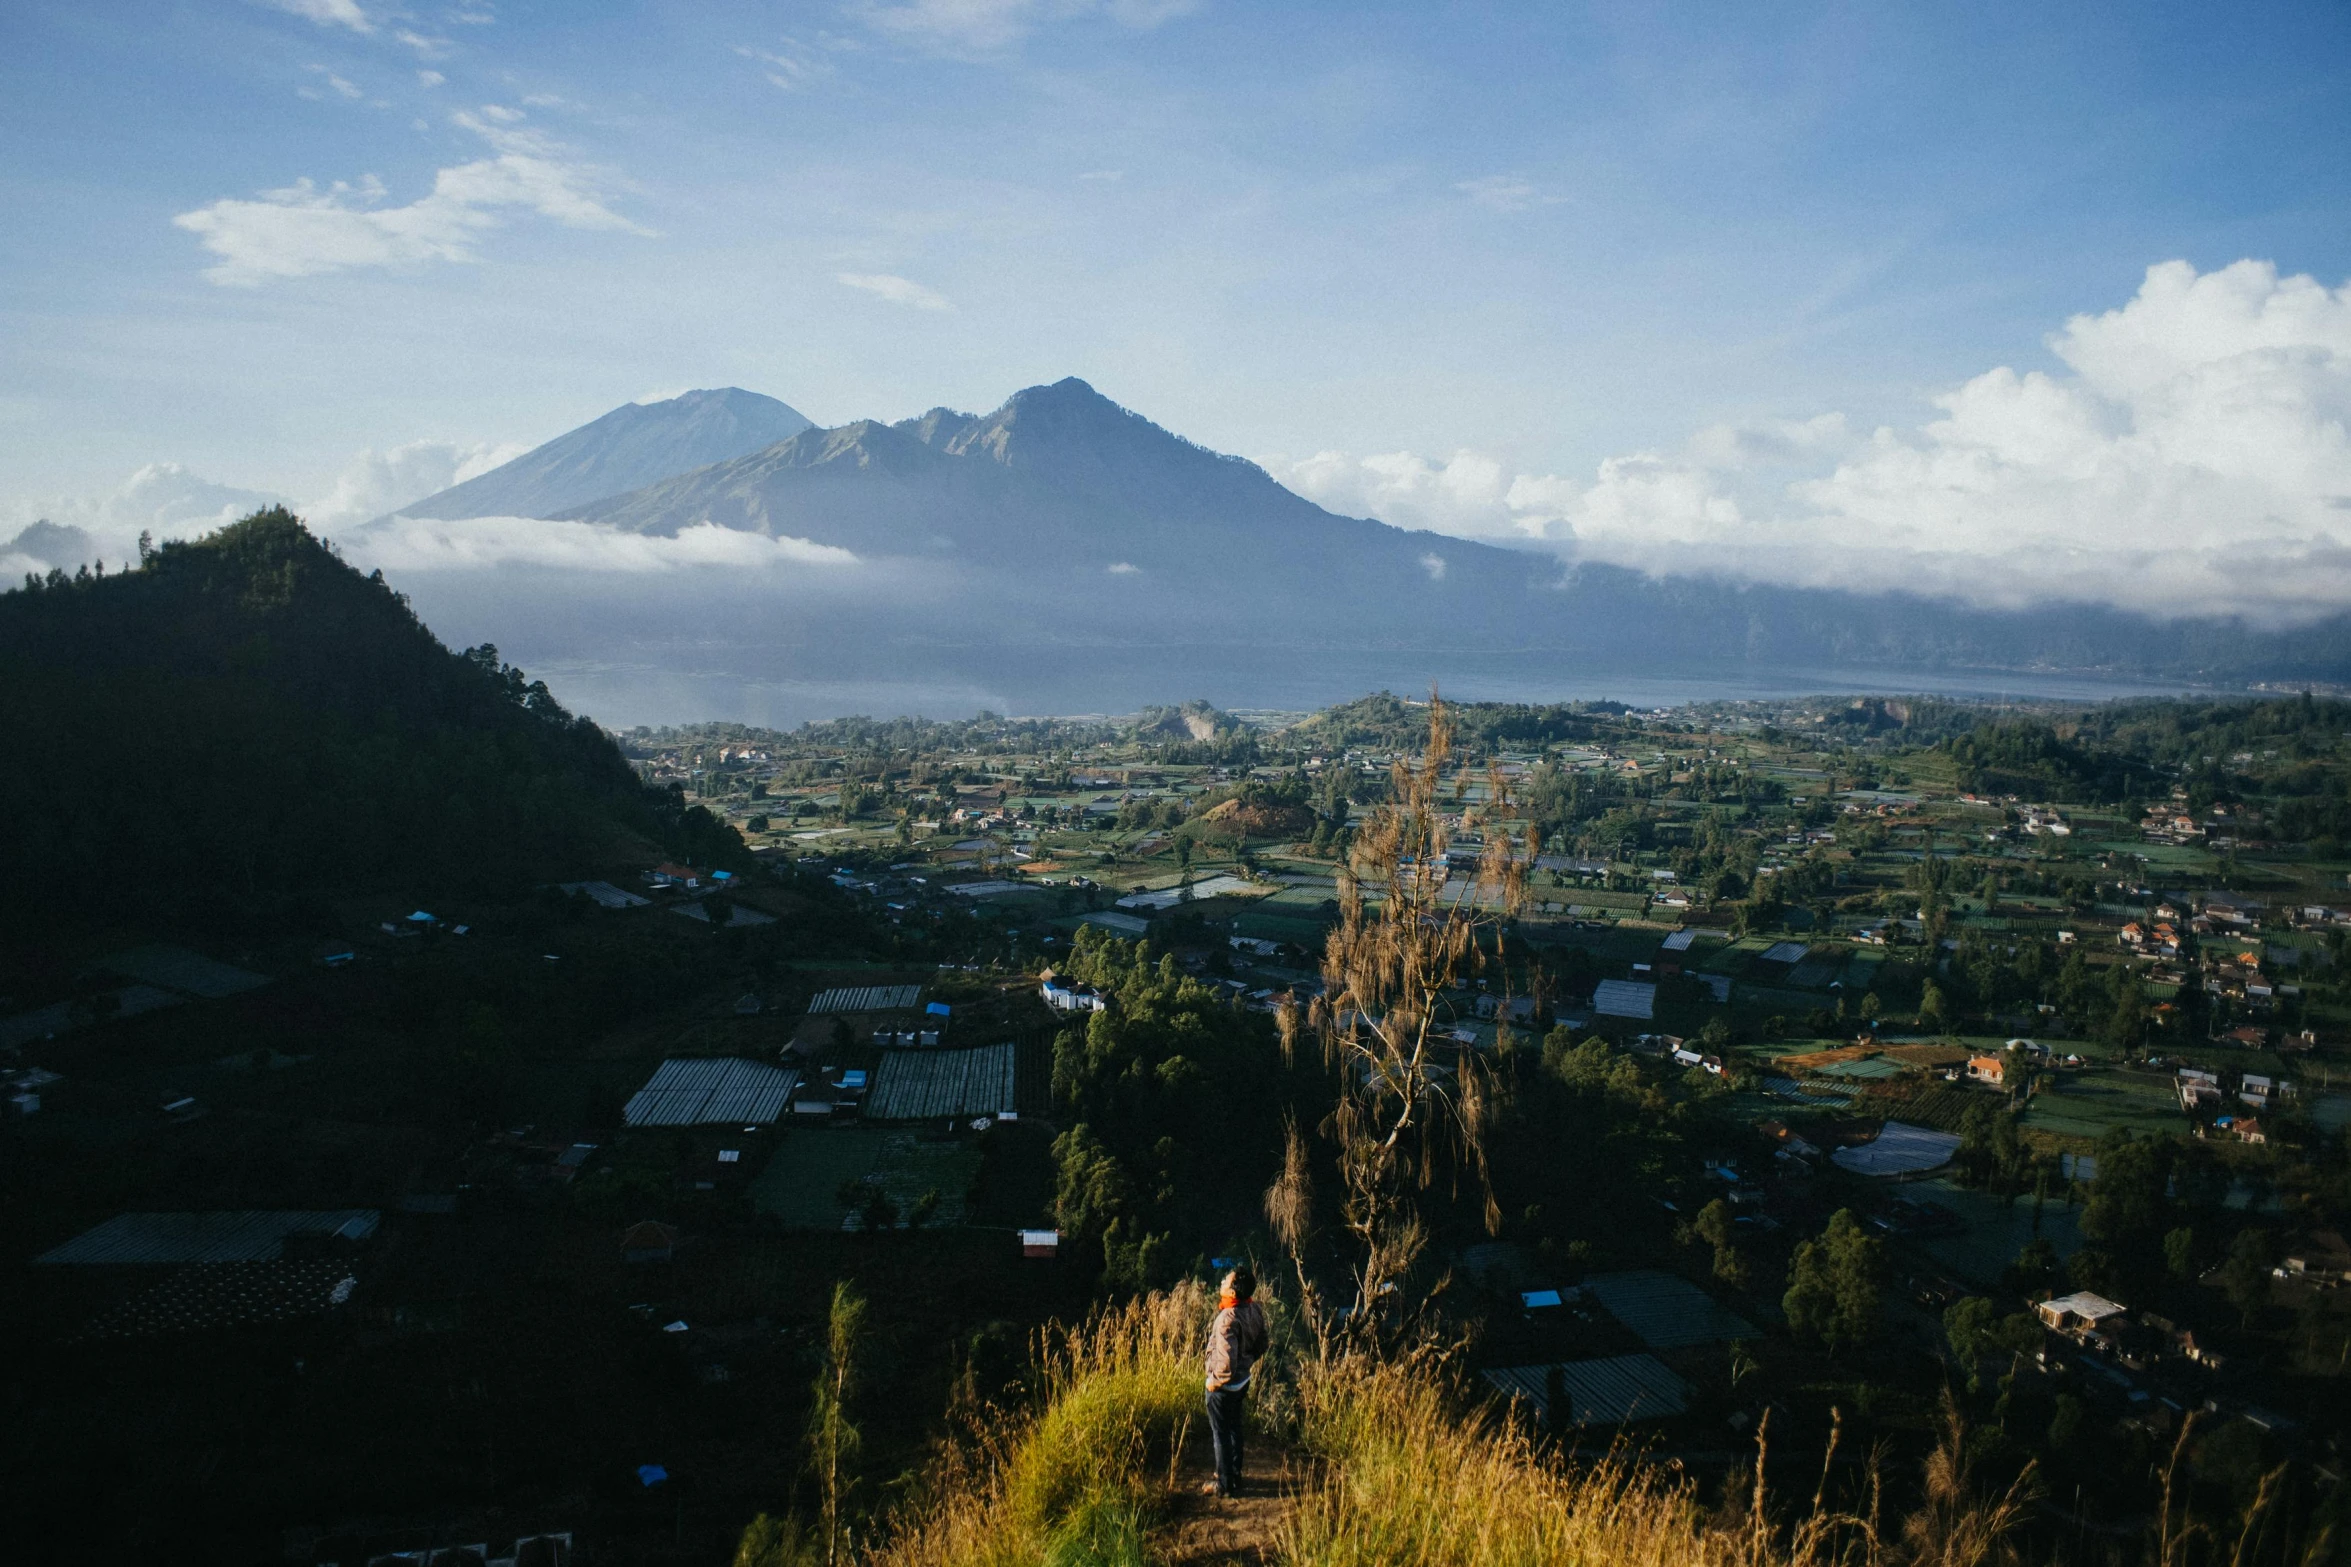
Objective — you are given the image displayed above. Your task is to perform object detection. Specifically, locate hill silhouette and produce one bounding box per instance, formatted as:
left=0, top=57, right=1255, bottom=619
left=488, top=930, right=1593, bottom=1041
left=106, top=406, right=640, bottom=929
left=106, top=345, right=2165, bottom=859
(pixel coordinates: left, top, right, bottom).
left=0, top=508, right=740, bottom=938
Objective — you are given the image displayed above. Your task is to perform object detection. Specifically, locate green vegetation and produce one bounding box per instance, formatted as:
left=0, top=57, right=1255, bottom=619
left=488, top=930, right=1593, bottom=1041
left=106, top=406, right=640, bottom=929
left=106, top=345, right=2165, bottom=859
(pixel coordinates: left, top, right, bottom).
left=0, top=509, right=740, bottom=941
left=19, top=512, right=2351, bottom=1562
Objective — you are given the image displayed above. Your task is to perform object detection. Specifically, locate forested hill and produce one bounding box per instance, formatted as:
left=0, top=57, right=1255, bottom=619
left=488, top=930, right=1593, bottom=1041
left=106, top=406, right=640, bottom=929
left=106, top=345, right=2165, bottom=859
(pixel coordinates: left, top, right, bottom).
left=0, top=508, right=741, bottom=938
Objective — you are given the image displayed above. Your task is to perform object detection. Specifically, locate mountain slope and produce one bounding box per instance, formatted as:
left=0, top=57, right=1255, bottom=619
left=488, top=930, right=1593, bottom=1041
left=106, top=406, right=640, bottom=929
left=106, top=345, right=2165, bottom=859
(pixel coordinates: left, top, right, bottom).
left=561, top=378, right=1546, bottom=605
left=0, top=509, right=741, bottom=936
left=388, top=387, right=814, bottom=522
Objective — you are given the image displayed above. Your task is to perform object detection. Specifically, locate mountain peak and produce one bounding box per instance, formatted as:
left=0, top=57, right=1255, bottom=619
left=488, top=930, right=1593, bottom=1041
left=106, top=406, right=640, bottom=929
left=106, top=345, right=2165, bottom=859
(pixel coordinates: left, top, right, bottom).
left=386, top=388, right=815, bottom=523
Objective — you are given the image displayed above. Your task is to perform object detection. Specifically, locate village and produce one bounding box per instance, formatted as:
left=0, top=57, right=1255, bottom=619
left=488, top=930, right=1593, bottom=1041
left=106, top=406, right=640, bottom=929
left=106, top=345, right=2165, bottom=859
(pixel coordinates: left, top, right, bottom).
left=7, top=690, right=2351, bottom=1560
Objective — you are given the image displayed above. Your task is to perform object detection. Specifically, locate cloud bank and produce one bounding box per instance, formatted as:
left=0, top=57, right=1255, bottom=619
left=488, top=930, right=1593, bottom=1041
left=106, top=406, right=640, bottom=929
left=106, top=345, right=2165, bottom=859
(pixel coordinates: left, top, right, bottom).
left=173, top=111, right=647, bottom=285
left=1270, top=260, right=2351, bottom=624
left=349, top=516, right=860, bottom=574
left=5, top=439, right=525, bottom=573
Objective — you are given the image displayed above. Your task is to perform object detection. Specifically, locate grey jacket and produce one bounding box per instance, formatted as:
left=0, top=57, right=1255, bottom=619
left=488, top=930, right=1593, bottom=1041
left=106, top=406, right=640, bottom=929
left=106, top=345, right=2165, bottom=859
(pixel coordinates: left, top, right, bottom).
left=1204, top=1300, right=1270, bottom=1390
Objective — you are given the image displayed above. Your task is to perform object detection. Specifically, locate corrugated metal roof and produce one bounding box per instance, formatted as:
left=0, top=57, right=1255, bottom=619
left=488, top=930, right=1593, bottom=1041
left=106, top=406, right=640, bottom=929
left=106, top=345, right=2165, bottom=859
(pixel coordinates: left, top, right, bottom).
left=37, top=1210, right=379, bottom=1265
left=1583, top=1269, right=1757, bottom=1349
left=1484, top=1353, right=1690, bottom=1426
left=1760, top=941, right=1811, bottom=965
left=807, top=984, right=925, bottom=1014
left=1831, top=1120, right=1962, bottom=1176
left=1592, top=980, right=1656, bottom=1020
left=80, top=1259, right=358, bottom=1338
left=99, top=944, right=272, bottom=999
left=865, top=1044, right=1017, bottom=1121
left=1659, top=929, right=1696, bottom=951
left=623, top=1058, right=801, bottom=1126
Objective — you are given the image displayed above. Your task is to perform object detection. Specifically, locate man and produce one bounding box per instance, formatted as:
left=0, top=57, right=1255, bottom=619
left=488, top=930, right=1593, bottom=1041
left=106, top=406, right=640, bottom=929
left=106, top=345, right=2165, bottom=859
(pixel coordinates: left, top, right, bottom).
left=1202, top=1266, right=1270, bottom=1498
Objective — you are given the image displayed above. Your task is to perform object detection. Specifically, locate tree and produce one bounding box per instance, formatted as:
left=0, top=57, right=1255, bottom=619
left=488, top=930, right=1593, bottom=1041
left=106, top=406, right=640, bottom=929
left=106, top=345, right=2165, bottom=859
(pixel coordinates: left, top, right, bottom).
left=1783, top=1208, right=1883, bottom=1353
left=1288, top=694, right=1523, bottom=1332
left=734, top=1514, right=818, bottom=1567
left=1943, top=1295, right=2042, bottom=1393
left=1694, top=1197, right=1750, bottom=1289
left=807, top=1280, right=866, bottom=1567
left=2079, top=1130, right=2174, bottom=1290
left=2220, top=1229, right=2273, bottom=1326
left=2164, top=1225, right=2197, bottom=1280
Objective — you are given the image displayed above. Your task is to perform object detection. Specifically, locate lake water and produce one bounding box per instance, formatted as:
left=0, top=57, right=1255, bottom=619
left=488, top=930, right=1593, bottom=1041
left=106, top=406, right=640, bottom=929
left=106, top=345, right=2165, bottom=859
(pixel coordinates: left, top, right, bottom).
left=530, top=645, right=2201, bottom=730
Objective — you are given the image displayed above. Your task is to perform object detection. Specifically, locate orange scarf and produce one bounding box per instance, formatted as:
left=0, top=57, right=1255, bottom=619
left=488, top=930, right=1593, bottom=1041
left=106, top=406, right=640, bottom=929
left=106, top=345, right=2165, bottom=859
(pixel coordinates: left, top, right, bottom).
left=1219, top=1289, right=1239, bottom=1311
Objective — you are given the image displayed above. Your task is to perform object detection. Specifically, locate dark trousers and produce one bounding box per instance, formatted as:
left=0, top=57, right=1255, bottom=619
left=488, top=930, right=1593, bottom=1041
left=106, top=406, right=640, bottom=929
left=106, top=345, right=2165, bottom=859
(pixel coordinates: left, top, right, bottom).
left=1207, top=1385, right=1249, bottom=1495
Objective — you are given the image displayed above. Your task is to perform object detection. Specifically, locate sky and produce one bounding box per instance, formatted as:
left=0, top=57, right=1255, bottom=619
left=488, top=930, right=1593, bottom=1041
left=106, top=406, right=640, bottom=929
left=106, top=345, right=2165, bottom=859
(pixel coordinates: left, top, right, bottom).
left=4, top=0, right=2350, bottom=621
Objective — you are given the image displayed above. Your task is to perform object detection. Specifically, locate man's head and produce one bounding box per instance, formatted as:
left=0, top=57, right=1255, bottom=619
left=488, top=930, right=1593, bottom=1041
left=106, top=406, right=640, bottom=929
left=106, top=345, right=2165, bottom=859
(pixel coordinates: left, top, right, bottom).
left=1223, top=1267, right=1256, bottom=1302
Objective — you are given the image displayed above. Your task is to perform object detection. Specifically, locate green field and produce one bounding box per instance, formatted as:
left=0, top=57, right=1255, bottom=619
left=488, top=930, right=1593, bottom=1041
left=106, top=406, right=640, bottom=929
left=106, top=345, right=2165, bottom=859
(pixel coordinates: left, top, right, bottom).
left=2019, top=1069, right=2185, bottom=1143
left=750, top=1127, right=981, bottom=1229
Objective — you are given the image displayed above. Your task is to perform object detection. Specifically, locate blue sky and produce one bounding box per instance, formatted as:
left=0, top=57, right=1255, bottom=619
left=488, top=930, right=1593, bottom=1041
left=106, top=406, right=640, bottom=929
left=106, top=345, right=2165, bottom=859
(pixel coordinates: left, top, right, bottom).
left=5, top=1, right=2351, bottom=618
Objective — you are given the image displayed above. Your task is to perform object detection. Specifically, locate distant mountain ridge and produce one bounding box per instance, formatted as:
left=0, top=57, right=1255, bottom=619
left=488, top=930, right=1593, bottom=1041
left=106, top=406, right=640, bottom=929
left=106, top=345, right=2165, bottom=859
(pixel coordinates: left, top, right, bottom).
left=386, top=387, right=813, bottom=522
left=365, top=377, right=2351, bottom=695
left=556, top=378, right=1475, bottom=585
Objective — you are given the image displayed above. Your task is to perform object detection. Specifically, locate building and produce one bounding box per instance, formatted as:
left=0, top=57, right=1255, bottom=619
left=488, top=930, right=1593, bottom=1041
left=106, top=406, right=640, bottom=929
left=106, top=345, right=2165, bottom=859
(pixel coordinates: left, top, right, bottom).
left=622, top=1221, right=678, bottom=1264
left=2036, top=1291, right=2126, bottom=1335
left=1040, top=971, right=1106, bottom=1013
left=1967, top=1055, right=2005, bottom=1087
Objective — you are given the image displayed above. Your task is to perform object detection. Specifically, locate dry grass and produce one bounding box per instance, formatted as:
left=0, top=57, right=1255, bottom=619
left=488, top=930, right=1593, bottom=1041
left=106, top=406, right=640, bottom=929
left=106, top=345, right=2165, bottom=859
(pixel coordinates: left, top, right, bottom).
left=857, top=1288, right=2035, bottom=1567
left=1281, top=1354, right=1740, bottom=1567
left=866, top=1286, right=1211, bottom=1567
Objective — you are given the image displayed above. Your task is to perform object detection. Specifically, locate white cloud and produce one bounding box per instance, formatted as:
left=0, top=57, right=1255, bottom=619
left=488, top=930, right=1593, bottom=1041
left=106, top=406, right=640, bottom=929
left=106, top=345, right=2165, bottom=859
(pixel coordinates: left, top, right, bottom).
left=1266, top=447, right=1539, bottom=541
left=417, top=69, right=446, bottom=87
left=1106, top=561, right=1140, bottom=574
left=301, top=66, right=365, bottom=100
left=0, top=464, right=289, bottom=572
left=836, top=271, right=952, bottom=311
left=394, top=28, right=453, bottom=57
left=1273, top=260, right=2351, bottom=625
left=851, top=0, right=1196, bottom=55
left=1418, top=551, right=1446, bottom=581
left=1455, top=174, right=1555, bottom=213
left=173, top=112, right=649, bottom=285
left=258, top=0, right=372, bottom=34
left=735, top=40, right=833, bottom=90
left=303, top=438, right=530, bottom=529
left=350, top=516, right=861, bottom=573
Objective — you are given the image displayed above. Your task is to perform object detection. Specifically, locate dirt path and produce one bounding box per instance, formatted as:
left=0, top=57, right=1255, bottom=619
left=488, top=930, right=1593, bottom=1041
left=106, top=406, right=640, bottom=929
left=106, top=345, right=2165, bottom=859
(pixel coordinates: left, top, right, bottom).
left=1151, top=1426, right=1309, bottom=1567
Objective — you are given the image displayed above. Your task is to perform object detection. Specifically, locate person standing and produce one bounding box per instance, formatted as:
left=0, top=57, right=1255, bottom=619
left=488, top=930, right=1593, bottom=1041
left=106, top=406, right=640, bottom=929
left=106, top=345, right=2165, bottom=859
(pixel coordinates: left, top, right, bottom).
left=1202, top=1267, right=1270, bottom=1498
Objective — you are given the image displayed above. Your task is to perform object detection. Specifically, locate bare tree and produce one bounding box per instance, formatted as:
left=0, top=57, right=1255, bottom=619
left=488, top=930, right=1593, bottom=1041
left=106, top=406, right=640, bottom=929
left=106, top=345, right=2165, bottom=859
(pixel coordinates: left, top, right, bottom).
left=1279, top=695, right=1526, bottom=1331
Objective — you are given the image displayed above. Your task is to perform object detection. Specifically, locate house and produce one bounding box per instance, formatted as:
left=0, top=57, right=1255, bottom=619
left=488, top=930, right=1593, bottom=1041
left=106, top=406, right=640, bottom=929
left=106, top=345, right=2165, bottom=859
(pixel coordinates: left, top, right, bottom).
left=2036, top=1291, right=2126, bottom=1335
left=2240, top=1074, right=2292, bottom=1110
left=1967, top=1055, right=2006, bottom=1087
left=622, top=1221, right=678, bottom=1264
left=1475, top=993, right=1539, bottom=1025
left=2230, top=1115, right=2267, bottom=1145
left=1020, top=1229, right=1060, bottom=1260
left=2177, top=1068, right=2223, bottom=1110
left=1040, top=971, right=1106, bottom=1013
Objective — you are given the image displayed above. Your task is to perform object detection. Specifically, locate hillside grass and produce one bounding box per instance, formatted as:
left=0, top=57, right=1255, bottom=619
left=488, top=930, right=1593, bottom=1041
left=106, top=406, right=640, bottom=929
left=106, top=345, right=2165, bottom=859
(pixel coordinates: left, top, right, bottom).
left=869, top=1288, right=1208, bottom=1567
left=854, top=1288, right=2031, bottom=1567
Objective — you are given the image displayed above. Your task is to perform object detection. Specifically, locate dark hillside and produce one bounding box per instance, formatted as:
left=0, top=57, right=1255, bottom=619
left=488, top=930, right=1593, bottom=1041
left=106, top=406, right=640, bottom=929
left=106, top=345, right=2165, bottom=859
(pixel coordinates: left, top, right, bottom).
left=0, top=509, right=739, bottom=938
